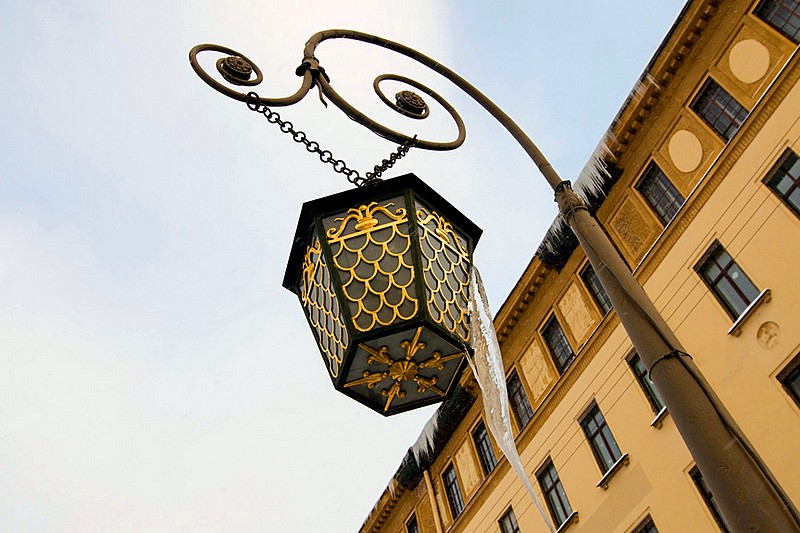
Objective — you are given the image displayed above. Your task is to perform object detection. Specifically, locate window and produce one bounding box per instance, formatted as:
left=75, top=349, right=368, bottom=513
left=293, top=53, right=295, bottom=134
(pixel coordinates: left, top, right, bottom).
left=580, top=262, right=612, bottom=315
left=628, top=353, right=665, bottom=414
left=507, top=370, right=534, bottom=429
left=536, top=459, right=573, bottom=527
left=498, top=507, right=521, bottom=533
left=764, top=148, right=800, bottom=217
left=636, top=162, right=685, bottom=225
left=632, top=515, right=659, bottom=533
left=542, top=316, right=575, bottom=373
left=690, top=466, right=730, bottom=532
left=691, top=78, right=749, bottom=141
left=405, top=513, right=419, bottom=533
left=580, top=403, right=623, bottom=473
left=443, top=463, right=465, bottom=520
left=472, top=420, right=498, bottom=476
left=778, top=355, right=800, bottom=408
left=755, top=0, right=800, bottom=42
left=696, top=242, right=760, bottom=319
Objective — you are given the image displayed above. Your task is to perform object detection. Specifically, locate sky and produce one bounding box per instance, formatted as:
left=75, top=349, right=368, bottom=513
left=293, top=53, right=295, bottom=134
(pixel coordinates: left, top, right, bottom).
left=0, top=1, right=685, bottom=531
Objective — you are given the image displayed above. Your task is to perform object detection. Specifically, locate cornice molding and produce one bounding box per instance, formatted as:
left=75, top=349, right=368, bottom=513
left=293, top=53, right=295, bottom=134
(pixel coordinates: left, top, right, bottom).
left=359, top=481, right=406, bottom=533
left=607, top=0, right=721, bottom=161
left=495, top=259, right=551, bottom=345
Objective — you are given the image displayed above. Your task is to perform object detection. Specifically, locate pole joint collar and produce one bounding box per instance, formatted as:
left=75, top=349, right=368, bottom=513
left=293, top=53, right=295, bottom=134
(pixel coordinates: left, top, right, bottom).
left=648, top=350, right=693, bottom=381
left=554, top=180, right=589, bottom=220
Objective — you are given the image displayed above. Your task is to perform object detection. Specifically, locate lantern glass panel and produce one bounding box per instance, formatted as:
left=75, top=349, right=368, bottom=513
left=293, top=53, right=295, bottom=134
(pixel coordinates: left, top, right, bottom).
left=299, top=236, right=349, bottom=379
left=322, top=196, right=419, bottom=333
left=415, top=198, right=471, bottom=343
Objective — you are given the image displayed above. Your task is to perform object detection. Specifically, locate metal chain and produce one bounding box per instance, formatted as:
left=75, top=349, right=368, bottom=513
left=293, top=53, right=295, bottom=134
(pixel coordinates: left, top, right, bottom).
left=246, top=92, right=415, bottom=187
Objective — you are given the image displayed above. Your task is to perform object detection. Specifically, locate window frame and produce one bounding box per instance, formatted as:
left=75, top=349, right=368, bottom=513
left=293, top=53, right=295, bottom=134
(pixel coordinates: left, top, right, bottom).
left=506, top=369, right=534, bottom=430
left=695, top=241, right=761, bottom=320
left=541, top=315, right=576, bottom=374
left=690, top=466, right=730, bottom=532
left=498, top=507, right=521, bottom=533
left=690, top=78, right=749, bottom=141
left=536, top=458, right=574, bottom=528
left=580, top=262, right=613, bottom=316
left=627, top=352, right=665, bottom=415
left=471, top=419, right=498, bottom=476
left=777, top=354, right=800, bottom=408
left=636, top=162, right=686, bottom=225
left=631, top=515, right=659, bottom=533
left=579, top=402, right=624, bottom=474
left=442, top=462, right=465, bottom=520
left=405, top=512, right=420, bottom=533
left=763, top=148, right=800, bottom=218
left=755, top=0, right=800, bottom=43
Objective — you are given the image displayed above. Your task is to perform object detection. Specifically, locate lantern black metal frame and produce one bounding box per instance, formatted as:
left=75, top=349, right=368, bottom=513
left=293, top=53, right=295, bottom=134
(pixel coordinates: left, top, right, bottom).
left=189, top=29, right=800, bottom=532
left=283, top=172, right=482, bottom=415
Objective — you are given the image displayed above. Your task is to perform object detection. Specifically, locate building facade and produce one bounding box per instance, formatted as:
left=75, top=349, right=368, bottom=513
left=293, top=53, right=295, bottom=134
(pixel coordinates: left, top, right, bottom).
left=359, top=1, right=800, bottom=532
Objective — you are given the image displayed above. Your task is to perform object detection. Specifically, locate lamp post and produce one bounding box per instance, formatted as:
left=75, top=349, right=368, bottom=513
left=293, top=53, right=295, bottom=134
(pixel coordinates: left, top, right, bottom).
left=189, top=30, right=800, bottom=532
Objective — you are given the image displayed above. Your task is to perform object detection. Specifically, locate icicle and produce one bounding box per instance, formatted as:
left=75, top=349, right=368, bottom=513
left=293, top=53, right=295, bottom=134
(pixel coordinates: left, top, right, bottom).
left=410, top=410, right=440, bottom=464
left=466, top=267, right=556, bottom=533
left=574, top=134, right=613, bottom=201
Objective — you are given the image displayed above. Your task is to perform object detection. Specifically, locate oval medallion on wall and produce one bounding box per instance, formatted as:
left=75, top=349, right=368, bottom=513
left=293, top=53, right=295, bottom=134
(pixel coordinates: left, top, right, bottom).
left=729, top=39, right=770, bottom=84
left=669, top=129, right=703, bottom=173
left=757, top=321, right=780, bottom=349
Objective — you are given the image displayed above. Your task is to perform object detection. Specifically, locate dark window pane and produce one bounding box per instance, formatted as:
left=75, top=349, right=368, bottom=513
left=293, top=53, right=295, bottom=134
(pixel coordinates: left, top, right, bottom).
left=507, top=370, right=534, bottom=429
left=499, top=508, right=521, bottom=533
left=715, top=278, right=750, bottom=315
left=443, top=464, right=465, bottom=519
left=637, top=163, right=685, bottom=224
left=472, top=421, right=498, bottom=476
left=580, top=404, right=623, bottom=472
left=780, top=361, right=800, bottom=407
left=756, top=0, right=800, bottom=42
left=628, top=353, right=665, bottom=413
left=542, top=316, right=575, bottom=373
left=697, top=243, right=760, bottom=318
left=580, top=263, right=613, bottom=315
left=765, top=149, right=800, bottom=217
left=691, top=79, right=748, bottom=141
left=790, top=188, right=800, bottom=208
left=406, top=514, right=419, bottom=533
left=537, top=460, right=573, bottom=526
left=690, top=467, right=730, bottom=532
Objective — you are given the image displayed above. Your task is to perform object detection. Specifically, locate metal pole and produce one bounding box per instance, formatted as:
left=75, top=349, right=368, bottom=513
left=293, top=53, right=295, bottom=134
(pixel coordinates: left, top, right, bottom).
left=554, top=183, right=799, bottom=532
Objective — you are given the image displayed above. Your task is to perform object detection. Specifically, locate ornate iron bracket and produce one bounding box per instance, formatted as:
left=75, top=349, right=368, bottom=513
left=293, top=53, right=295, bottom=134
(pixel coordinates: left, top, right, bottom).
left=189, top=30, right=564, bottom=190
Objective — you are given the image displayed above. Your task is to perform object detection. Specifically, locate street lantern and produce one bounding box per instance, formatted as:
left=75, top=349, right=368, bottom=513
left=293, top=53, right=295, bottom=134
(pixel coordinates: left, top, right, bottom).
left=283, top=173, right=482, bottom=415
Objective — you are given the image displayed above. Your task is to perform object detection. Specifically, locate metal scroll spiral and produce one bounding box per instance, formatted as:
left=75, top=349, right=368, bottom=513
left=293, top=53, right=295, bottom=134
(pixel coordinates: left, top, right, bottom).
left=188, top=32, right=467, bottom=153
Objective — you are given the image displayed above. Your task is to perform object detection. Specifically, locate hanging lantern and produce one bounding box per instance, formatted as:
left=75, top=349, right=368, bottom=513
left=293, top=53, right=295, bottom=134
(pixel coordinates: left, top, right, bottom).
left=283, top=173, right=482, bottom=415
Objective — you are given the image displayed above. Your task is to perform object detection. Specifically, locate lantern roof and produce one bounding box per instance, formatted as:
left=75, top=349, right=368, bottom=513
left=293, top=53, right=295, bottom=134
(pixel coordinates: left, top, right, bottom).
left=283, top=172, right=483, bottom=295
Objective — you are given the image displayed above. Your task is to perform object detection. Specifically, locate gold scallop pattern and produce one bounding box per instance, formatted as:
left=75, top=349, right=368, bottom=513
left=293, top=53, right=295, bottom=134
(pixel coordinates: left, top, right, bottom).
left=416, top=203, right=471, bottom=342
left=325, top=200, right=418, bottom=332
left=300, top=237, right=349, bottom=378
